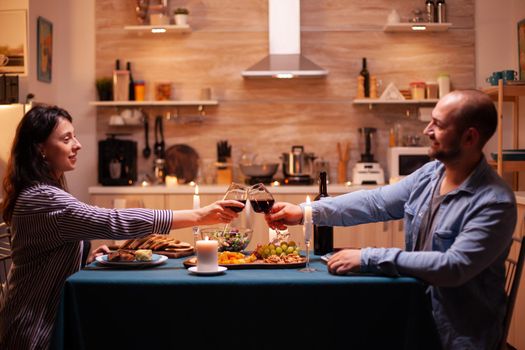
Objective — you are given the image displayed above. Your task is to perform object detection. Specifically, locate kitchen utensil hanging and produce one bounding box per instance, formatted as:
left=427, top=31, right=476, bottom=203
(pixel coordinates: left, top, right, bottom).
left=142, top=112, right=151, bottom=158
left=154, top=115, right=165, bottom=159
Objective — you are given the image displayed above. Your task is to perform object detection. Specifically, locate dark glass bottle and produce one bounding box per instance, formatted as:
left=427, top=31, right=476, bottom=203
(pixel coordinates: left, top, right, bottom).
left=425, top=0, right=435, bottom=23
left=314, top=171, right=334, bottom=255
left=127, top=61, right=135, bottom=101
left=436, top=0, right=446, bottom=23
left=360, top=58, right=370, bottom=98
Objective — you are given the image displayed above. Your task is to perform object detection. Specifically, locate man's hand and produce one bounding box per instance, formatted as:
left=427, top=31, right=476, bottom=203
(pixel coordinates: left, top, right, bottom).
left=264, top=202, right=303, bottom=230
left=327, top=249, right=362, bottom=275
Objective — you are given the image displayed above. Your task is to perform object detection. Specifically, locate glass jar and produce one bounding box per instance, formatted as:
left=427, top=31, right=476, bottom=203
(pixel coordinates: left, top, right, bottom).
left=410, top=82, right=426, bottom=100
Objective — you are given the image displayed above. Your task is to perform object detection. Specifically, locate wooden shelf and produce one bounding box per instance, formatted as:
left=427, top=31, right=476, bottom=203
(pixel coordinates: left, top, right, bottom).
left=383, top=22, right=452, bottom=32
left=123, top=24, right=191, bottom=34
left=89, top=100, right=218, bottom=107
left=488, top=160, right=525, bottom=173
left=483, top=85, right=525, bottom=101
left=353, top=99, right=439, bottom=105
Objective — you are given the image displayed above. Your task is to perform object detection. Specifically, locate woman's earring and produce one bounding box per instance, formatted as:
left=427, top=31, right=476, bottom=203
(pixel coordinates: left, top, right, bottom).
left=42, top=153, right=46, bottom=160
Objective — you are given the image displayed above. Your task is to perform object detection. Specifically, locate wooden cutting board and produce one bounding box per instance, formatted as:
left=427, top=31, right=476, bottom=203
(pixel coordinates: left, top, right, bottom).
left=109, top=246, right=194, bottom=259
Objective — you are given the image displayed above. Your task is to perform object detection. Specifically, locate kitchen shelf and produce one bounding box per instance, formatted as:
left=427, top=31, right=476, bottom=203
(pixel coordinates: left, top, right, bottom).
left=482, top=81, right=525, bottom=186
left=353, top=98, right=439, bottom=105
left=89, top=100, right=218, bottom=107
left=123, top=24, right=191, bottom=34
left=383, top=23, right=452, bottom=32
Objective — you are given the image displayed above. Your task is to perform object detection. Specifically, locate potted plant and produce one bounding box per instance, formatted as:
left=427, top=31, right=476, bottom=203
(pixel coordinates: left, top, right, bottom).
left=96, top=77, right=113, bottom=101
left=173, top=7, right=189, bottom=26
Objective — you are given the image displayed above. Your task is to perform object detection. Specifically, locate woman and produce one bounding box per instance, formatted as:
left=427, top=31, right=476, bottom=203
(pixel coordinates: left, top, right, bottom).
left=0, top=105, right=243, bottom=349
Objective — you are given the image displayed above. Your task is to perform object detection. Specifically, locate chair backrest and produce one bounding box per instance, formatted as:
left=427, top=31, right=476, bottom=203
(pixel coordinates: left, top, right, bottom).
left=0, top=221, right=12, bottom=299
left=500, top=218, right=525, bottom=349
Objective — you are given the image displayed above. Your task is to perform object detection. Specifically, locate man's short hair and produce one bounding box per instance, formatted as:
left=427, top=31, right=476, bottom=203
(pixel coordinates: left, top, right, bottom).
left=451, top=90, right=497, bottom=148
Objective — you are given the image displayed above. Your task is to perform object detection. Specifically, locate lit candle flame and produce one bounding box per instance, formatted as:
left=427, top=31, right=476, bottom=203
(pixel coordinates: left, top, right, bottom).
left=195, top=184, right=199, bottom=195
left=306, top=195, right=311, bottom=204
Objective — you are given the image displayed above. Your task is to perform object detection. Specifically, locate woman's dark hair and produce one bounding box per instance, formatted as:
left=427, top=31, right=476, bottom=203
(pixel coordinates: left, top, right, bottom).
left=1, top=105, right=73, bottom=223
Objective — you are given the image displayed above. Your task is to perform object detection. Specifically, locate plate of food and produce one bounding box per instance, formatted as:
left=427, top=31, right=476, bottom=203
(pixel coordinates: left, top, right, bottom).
left=95, top=249, right=168, bottom=268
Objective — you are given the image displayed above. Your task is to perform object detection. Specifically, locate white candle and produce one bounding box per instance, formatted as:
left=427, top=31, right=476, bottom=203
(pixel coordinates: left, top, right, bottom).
left=196, top=236, right=218, bottom=272
left=303, top=195, right=312, bottom=241
left=193, top=184, right=200, bottom=209
left=165, top=175, right=178, bottom=187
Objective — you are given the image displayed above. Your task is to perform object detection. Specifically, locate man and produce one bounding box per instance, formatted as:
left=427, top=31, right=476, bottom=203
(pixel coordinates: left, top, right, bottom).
left=266, top=90, right=516, bottom=350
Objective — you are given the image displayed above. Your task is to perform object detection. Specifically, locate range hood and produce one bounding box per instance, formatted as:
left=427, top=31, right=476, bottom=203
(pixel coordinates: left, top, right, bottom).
left=242, top=0, right=328, bottom=79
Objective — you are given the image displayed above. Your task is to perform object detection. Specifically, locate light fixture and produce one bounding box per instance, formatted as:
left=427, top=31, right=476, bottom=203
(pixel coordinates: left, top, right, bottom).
left=411, top=25, right=427, bottom=31
left=151, top=27, right=167, bottom=33
left=275, top=73, right=294, bottom=79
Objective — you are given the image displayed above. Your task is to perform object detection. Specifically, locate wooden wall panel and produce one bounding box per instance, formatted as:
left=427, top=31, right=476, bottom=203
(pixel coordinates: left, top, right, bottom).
left=95, top=0, right=475, bottom=183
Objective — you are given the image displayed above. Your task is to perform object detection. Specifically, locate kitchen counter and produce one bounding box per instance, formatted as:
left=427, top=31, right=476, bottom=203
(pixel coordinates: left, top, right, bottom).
left=88, top=184, right=379, bottom=195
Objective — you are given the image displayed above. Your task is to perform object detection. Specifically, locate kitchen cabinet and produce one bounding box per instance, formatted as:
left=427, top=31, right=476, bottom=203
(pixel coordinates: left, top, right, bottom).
left=89, top=187, right=401, bottom=252
left=383, top=22, right=452, bottom=32
left=484, top=80, right=525, bottom=185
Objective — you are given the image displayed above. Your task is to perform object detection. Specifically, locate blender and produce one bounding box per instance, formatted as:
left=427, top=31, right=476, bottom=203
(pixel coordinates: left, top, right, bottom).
left=352, top=127, right=385, bottom=185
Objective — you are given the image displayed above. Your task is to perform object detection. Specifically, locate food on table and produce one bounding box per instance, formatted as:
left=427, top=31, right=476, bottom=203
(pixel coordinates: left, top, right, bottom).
left=135, top=249, right=153, bottom=261
left=254, top=241, right=301, bottom=259
left=201, top=227, right=252, bottom=252
left=119, top=234, right=193, bottom=252
left=107, top=250, right=136, bottom=262
left=263, top=254, right=304, bottom=264
left=218, top=251, right=257, bottom=265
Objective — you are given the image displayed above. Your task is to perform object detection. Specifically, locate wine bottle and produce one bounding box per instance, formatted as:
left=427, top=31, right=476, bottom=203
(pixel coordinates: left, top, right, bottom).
left=127, top=61, right=135, bottom=101
left=360, top=58, right=370, bottom=98
left=425, top=0, right=435, bottom=23
left=436, top=0, right=446, bottom=23
left=314, top=171, right=334, bottom=255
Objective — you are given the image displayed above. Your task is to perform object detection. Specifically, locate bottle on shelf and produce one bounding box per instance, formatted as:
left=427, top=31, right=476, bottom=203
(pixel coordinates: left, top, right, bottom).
left=425, top=0, right=435, bottom=22
left=313, top=171, right=334, bottom=256
left=437, top=73, right=450, bottom=98
left=436, top=0, right=446, bottom=23
left=360, top=58, right=370, bottom=98
left=126, top=61, right=135, bottom=101
left=113, top=59, right=130, bottom=101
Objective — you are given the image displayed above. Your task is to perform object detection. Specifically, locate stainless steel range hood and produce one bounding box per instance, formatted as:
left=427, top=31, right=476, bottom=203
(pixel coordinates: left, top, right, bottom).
left=242, top=0, right=328, bottom=79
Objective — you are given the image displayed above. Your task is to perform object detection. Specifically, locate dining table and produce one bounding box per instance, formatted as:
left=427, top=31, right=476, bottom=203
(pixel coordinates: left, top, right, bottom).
left=50, top=255, right=440, bottom=349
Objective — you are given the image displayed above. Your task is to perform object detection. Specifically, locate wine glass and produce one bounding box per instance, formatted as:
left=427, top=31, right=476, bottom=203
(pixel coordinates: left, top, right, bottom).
left=221, top=183, right=248, bottom=234
left=247, top=183, right=275, bottom=215
left=298, top=218, right=316, bottom=273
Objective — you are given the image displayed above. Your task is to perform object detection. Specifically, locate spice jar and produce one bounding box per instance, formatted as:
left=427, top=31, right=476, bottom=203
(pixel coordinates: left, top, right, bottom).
left=134, top=80, right=145, bottom=101
left=410, top=82, right=426, bottom=100
left=426, top=82, right=438, bottom=99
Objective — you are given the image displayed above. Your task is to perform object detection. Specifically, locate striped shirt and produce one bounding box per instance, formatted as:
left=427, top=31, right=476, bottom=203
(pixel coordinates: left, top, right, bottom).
left=0, top=184, right=173, bottom=349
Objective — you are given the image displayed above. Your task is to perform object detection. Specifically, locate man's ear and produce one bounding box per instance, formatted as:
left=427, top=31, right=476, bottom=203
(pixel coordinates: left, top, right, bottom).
left=463, top=127, right=480, bottom=148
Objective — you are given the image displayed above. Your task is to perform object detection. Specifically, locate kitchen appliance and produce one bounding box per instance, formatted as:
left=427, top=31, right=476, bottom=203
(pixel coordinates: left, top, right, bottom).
left=241, top=0, right=328, bottom=78
left=352, top=128, right=385, bottom=185
left=239, top=163, right=279, bottom=185
left=98, top=135, right=137, bottom=186
left=281, top=145, right=315, bottom=185
left=0, top=75, right=19, bottom=104
left=387, top=147, right=430, bottom=183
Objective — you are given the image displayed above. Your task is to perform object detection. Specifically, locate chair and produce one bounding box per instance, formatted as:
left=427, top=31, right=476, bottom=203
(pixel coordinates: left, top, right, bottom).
left=0, top=221, right=12, bottom=299
left=500, top=218, right=525, bottom=350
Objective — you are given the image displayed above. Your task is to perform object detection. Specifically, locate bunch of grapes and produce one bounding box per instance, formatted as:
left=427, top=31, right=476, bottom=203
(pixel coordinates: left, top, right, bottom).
left=254, top=241, right=300, bottom=259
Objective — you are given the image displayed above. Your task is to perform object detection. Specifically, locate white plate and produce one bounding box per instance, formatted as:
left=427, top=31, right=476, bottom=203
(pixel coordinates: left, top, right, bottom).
left=188, top=266, right=227, bottom=275
left=95, top=254, right=168, bottom=267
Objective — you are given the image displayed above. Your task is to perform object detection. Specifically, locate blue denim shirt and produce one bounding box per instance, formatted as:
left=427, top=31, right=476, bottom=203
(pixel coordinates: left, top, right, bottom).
left=309, top=158, right=516, bottom=350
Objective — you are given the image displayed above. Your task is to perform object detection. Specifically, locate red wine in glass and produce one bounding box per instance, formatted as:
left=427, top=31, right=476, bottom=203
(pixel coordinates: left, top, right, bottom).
left=227, top=199, right=247, bottom=213
left=250, top=199, right=275, bottom=213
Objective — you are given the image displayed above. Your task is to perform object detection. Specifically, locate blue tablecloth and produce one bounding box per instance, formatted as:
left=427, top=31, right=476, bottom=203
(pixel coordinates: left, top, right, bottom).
left=51, top=256, right=440, bottom=349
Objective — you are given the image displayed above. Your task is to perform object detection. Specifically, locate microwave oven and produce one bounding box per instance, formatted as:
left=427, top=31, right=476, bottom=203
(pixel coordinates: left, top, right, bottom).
left=387, top=147, right=431, bottom=182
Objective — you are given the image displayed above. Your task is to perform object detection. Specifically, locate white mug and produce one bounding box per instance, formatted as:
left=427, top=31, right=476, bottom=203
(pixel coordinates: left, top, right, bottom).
left=0, top=54, right=9, bottom=66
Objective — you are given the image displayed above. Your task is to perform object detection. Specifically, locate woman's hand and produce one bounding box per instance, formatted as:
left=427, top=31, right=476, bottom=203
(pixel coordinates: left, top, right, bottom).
left=327, top=249, right=362, bottom=275
left=87, top=244, right=110, bottom=264
left=196, top=199, right=244, bottom=226
left=264, top=202, right=303, bottom=230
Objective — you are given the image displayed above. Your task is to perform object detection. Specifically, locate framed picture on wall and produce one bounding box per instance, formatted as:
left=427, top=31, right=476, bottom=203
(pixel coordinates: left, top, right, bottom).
left=0, top=10, right=28, bottom=76
left=519, top=19, right=525, bottom=81
left=37, top=16, right=53, bottom=83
